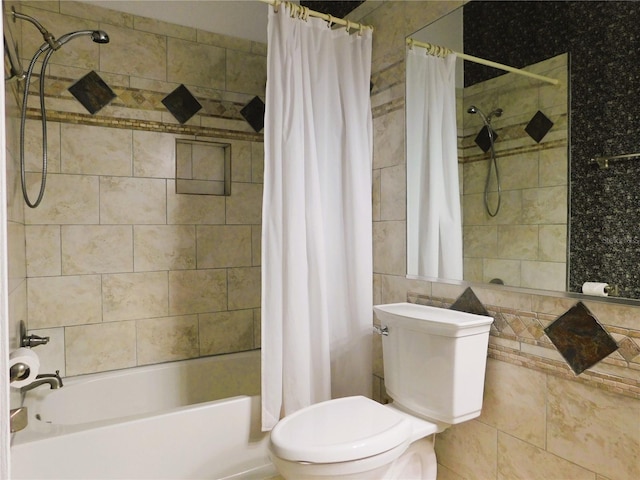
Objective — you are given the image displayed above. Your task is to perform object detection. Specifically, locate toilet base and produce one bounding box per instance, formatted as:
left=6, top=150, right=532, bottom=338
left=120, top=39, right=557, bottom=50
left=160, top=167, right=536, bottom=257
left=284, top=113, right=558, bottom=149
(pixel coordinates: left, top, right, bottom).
left=271, top=436, right=437, bottom=480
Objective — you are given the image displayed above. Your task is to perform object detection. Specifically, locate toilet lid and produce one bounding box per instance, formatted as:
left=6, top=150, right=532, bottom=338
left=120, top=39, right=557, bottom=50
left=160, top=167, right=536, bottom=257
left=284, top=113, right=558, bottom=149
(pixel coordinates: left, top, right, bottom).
left=270, top=396, right=412, bottom=463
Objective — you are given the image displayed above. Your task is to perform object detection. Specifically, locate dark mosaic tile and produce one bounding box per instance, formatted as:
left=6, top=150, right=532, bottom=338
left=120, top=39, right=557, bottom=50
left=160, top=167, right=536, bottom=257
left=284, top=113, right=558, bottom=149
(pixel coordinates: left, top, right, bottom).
left=240, top=96, right=265, bottom=133
left=300, top=1, right=365, bottom=19
left=525, top=110, right=553, bottom=143
left=474, top=125, right=497, bottom=153
left=67, top=70, right=116, bottom=114
left=544, top=302, right=618, bottom=375
left=161, top=84, right=202, bottom=124
left=449, top=287, right=490, bottom=317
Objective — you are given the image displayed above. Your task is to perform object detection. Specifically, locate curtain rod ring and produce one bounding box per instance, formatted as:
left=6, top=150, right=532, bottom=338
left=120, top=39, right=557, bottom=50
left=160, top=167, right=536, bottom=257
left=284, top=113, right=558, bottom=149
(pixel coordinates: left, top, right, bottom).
left=327, top=14, right=333, bottom=29
left=273, top=0, right=280, bottom=13
left=346, top=19, right=351, bottom=34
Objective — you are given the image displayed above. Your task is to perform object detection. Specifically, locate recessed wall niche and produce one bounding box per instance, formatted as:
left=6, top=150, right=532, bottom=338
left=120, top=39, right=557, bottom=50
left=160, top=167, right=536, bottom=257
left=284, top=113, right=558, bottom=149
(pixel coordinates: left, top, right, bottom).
left=175, top=139, right=231, bottom=196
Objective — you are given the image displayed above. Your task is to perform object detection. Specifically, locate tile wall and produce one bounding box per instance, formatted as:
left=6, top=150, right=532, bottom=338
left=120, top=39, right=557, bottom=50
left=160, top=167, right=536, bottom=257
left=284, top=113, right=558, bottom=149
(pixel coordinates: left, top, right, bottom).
left=353, top=1, right=640, bottom=479
left=7, top=0, right=266, bottom=377
left=460, top=54, right=568, bottom=291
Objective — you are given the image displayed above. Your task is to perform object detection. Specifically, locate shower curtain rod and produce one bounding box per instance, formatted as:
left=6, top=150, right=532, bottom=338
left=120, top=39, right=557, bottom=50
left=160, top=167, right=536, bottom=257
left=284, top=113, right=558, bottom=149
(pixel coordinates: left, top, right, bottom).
left=259, top=0, right=373, bottom=32
left=406, top=38, right=560, bottom=86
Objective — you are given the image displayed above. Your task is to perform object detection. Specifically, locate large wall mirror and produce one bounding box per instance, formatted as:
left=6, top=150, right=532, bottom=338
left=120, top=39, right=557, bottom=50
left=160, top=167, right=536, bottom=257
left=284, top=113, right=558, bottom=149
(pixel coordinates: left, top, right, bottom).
left=407, top=1, right=640, bottom=300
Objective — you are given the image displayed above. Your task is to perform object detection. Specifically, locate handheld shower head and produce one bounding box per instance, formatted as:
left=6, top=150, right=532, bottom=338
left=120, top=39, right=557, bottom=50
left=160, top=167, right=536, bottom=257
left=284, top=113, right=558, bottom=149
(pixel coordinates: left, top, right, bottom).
left=56, top=30, right=110, bottom=48
left=467, top=105, right=503, bottom=125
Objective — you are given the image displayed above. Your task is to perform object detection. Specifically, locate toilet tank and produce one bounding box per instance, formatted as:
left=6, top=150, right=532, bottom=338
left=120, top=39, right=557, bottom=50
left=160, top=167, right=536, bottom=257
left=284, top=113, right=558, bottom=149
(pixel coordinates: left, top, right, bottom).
left=374, top=303, right=493, bottom=426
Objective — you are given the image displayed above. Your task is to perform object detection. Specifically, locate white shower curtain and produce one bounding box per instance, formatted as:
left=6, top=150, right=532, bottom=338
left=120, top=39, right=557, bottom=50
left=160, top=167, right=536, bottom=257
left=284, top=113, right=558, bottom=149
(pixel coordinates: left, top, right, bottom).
left=261, top=6, right=373, bottom=431
left=406, top=49, right=463, bottom=279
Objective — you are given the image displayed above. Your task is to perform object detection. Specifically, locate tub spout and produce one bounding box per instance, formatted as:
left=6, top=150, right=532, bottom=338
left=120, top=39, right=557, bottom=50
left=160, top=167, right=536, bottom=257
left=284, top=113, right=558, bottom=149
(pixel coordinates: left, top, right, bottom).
left=21, top=370, right=63, bottom=392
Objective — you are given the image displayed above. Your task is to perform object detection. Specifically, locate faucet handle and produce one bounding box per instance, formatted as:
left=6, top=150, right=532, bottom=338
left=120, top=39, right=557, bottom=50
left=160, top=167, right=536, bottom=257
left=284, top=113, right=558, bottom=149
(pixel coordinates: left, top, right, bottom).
left=21, top=333, right=50, bottom=348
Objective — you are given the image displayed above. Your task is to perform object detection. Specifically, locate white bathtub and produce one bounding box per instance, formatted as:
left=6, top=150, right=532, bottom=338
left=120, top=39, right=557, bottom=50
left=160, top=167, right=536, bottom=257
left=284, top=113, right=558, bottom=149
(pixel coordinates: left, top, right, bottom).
left=11, top=350, right=277, bottom=479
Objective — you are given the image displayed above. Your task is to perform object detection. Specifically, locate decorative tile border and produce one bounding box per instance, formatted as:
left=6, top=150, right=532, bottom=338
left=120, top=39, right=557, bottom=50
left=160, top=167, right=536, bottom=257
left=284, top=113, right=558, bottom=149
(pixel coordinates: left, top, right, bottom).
left=407, top=291, right=640, bottom=400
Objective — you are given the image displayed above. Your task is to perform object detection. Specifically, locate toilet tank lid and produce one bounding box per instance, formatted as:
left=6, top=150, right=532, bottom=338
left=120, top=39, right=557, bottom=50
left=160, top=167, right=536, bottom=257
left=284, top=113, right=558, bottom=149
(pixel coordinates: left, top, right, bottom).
left=269, top=396, right=412, bottom=463
left=374, top=303, right=493, bottom=337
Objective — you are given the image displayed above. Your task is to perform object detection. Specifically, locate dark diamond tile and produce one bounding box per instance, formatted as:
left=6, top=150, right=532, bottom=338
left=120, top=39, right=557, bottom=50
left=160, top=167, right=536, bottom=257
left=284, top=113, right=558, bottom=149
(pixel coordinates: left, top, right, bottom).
left=240, top=96, right=265, bottom=133
left=68, top=70, right=116, bottom=114
left=525, top=110, right=554, bottom=143
left=162, top=84, right=202, bottom=124
left=474, top=125, right=498, bottom=153
left=450, top=287, right=490, bottom=316
left=544, top=302, right=618, bottom=375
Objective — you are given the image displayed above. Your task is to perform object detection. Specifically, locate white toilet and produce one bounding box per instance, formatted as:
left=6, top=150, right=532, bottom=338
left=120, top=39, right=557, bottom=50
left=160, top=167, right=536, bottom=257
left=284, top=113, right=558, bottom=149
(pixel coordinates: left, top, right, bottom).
left=268, top=302, right=494, bottom=479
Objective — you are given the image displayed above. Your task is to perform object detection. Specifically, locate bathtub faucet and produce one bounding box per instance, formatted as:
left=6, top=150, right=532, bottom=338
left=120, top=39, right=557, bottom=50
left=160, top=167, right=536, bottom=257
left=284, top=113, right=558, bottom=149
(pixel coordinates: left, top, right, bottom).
left=21, top=370, right=63, bottom=392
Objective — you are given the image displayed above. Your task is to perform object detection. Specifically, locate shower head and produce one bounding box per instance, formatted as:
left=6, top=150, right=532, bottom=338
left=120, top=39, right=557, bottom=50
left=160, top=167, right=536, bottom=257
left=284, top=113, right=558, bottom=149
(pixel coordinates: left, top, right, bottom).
left=56, top=30, right=110, bottom=48
left=467, top=105, right=503, bottom=125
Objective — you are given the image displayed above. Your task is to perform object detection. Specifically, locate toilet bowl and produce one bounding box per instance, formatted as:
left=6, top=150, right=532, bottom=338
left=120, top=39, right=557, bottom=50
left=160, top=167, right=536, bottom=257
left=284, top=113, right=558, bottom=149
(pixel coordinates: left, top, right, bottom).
left=269, top=303, right=494, bottom=479
left=269, top=396, right=438, bottom=480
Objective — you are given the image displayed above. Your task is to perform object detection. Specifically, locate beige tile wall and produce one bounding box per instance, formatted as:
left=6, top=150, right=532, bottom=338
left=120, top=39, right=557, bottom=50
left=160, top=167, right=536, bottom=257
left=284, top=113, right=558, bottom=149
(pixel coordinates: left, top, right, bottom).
left=354, top=1, right=640, bottom=479
left=461, top=54, right=568, bottom=291
left=12, top=0, right=265, bottom=377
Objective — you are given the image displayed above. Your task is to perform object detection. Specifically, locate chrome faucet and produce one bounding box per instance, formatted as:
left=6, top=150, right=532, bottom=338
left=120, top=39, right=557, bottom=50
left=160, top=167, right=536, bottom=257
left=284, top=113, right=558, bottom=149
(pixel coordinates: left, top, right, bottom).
left=21, top=370, right=63, bottom=392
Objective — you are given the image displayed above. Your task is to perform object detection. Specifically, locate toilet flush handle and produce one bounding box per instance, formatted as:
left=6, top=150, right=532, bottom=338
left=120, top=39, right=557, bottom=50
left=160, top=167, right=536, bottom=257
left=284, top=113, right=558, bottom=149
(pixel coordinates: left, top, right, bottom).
left=373, top=325, right=389, bottom=336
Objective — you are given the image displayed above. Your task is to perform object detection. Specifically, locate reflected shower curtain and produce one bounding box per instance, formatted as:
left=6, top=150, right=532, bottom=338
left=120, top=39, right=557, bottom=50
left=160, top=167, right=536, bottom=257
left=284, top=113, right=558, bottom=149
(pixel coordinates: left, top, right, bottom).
left=406, top=50, right=463, bottom=279
left=261, top=6, right=373, bottom=431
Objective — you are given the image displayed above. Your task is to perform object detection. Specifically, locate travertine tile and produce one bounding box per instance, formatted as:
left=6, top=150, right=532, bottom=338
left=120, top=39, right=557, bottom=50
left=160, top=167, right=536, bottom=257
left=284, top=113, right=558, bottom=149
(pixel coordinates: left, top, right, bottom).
left=7, top=221, right=25, bottom=294
left=24, top=173, right=99, bottom=225
left=136, top=315, right=199, bottom=365
left=464, top=225, right=498, bottom=258
left=539, top=147, right=568, bottom=187
left=522, top=186, right=567, bottom=225
left=27, top=275, right=102, bottom=328
left=497, top=225, right=538, bottom=260
left=133, top=15, right=196, bottom=41
left=251, top=141, right=264, bottom=183
left=483, top=258, right=521, bottom=286
left=133, top=130, right=179, bottom=179
left=199, top=309, right=254, bottom=355
left=228, top=267, right=261, bottom=310
left=498, top=432, right=595, bottom=480
left=169, top=269, right=227, bottom=315
left=380, top=164, right=406, bottom=221
left=539, top=225, right=567, bottom=262
left=65, top=321, right=136, bottom=376
left=25, top=225, right=61, bottom=277
left=226, top=50, right=267, bottom=96
left=166, top=184, right=226, bottom=225
left=251, top=225, right=261, bottom=266
left=167, top=37, right=225, bottom=89
left=228, top=140, right=252, bottom=183
left=61, top=124, right=132, bottom=176
left=499, top=152, right=539, bottom=191
left=435, top=419, right=498, bottom=480
left=197, top=225, right=252, bottom=268
left=60, top=1, right=134, bottom=28
left=100, top=176, right=167, bottom=224
left=24, top=119, right=61, bottom=173
left=102, top=271, right=169, bottom=322
left=480, top=359, right=546, bottom=448
left=373, top=221, right=406, bottom=275
left=253, top=308, right=261, bottom=348
left=547, top=376, right=640, bottom=480
left=134, top=225, right=196, bottom=271
left=521, top=261, right=566, bottom=291
left=373, top=108, right=404, bottom=169
left=226, top=182, right=263, bottom=225
left=372, top=168, right=381, bottom=221
left=100, top=24, right=166, bottom=80
left=61, top=225, right=133, bottom=274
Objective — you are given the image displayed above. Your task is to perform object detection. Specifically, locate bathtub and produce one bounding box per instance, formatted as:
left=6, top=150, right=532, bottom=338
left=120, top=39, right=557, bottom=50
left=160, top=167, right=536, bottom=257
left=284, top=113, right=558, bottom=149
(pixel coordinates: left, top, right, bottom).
left=11, top=350, right=277, bottom=479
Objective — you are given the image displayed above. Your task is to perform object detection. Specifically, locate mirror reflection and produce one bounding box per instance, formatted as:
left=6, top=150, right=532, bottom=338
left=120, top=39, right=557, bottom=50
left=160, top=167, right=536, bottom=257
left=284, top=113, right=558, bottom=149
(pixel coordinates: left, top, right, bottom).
left=407, top=0, right=640, bottom=300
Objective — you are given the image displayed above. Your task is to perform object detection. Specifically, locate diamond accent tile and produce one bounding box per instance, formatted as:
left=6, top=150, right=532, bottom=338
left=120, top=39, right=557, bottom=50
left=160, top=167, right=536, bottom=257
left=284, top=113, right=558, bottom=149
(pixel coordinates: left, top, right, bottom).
left=68, top=71, right=116, bottom=114
left=240, top=96, right=265, bottom=133
left=525, top=110, right=554, bottom=143
left=161, top=84, right=202, bottom=124
left=450, top=287, right=490, bottom=316
left=617, top=337, right=640, bottom=362
left=474, top=125, right=498, bottom=153
left=544, top=302, right=619, bottom=375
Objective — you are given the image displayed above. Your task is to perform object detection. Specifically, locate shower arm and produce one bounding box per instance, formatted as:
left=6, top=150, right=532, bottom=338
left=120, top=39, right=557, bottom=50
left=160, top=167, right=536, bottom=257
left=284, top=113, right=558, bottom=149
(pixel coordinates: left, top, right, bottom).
left=12, top=8, right=60, bottom=50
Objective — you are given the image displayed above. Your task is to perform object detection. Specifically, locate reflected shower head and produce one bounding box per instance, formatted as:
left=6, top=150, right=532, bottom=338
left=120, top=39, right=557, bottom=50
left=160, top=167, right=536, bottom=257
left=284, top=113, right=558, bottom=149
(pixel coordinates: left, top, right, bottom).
left=467, top=105, right=503, bottom=125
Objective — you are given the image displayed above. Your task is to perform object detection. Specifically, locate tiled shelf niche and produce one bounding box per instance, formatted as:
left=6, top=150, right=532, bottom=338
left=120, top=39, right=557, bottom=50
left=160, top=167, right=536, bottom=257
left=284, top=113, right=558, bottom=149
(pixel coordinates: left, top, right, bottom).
left=176, top=139, right=231, bottom=196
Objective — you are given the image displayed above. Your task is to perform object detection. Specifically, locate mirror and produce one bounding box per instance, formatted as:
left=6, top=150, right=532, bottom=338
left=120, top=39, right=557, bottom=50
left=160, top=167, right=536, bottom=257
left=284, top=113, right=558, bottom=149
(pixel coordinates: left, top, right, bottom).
left=407, top=1, right=640, bottom=300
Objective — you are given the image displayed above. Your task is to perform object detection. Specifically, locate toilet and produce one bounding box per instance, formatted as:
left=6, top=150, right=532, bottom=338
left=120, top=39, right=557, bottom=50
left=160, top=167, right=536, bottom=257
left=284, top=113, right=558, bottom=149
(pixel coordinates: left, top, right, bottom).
left=268, top=302, right=494, bottom=479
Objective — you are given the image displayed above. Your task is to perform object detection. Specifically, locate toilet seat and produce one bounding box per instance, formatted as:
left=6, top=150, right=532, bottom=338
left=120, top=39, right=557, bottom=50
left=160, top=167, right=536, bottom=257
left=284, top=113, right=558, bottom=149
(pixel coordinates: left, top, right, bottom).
left=270, top=396, right=413, bottom=463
